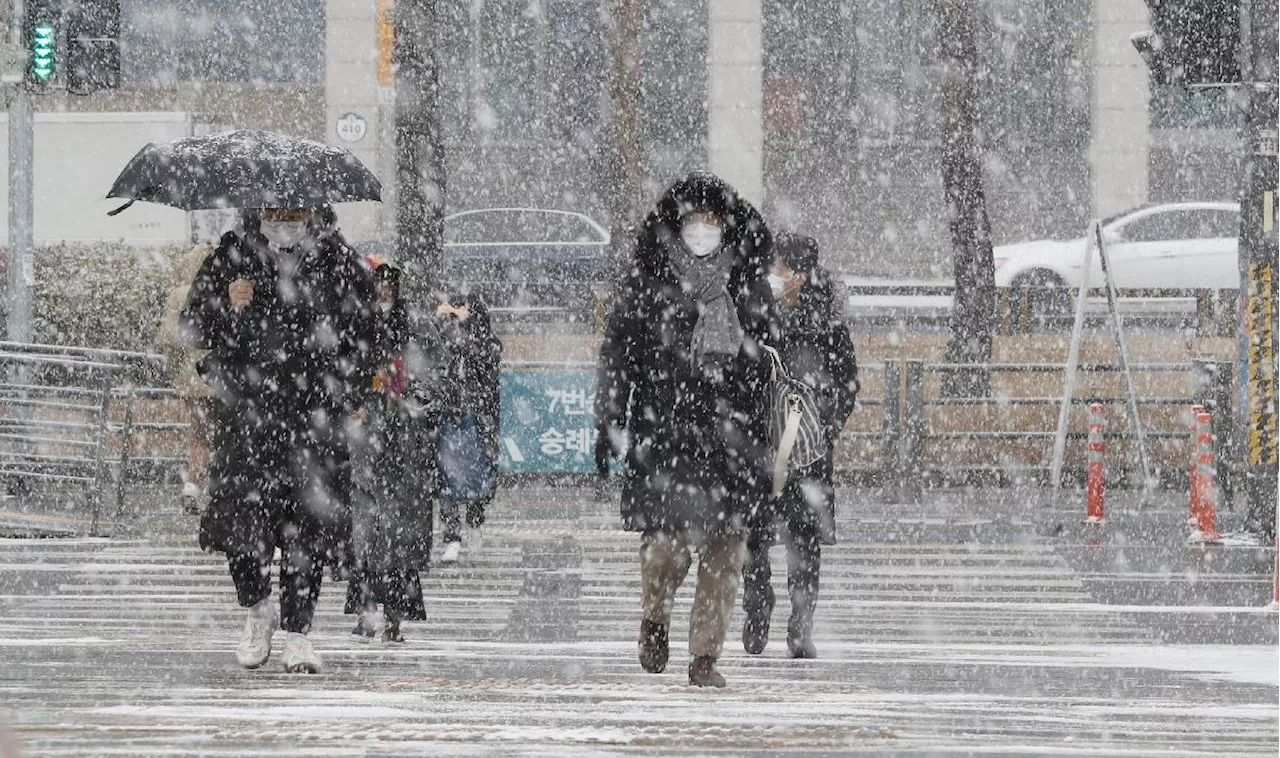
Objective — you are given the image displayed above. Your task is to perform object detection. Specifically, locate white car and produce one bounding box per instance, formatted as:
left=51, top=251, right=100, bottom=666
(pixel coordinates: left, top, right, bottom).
left=993, top=202, right=1240, bottom=291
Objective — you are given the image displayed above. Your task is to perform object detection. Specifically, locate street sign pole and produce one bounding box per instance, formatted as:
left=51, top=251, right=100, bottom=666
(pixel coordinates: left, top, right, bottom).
left=1240, top=0, right=1279, bottom=541
left=7, top=0, right=33, bottom=343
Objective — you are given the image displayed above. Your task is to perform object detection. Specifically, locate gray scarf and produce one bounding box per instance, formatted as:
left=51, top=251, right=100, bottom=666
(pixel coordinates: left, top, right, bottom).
left=666, top=232, right=744, bottom=367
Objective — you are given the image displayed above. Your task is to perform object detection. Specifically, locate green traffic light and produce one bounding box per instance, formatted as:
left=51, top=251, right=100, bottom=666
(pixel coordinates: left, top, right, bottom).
left=30, top=21, right=55, bottom=82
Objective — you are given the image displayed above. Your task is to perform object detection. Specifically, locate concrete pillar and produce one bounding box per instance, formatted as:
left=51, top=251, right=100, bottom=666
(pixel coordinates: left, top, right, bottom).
left=1089, top=0, right=1150, bottom=218
left=325, top=0, right=381, bottom=242
left=707, top=0, right=764, bottom=207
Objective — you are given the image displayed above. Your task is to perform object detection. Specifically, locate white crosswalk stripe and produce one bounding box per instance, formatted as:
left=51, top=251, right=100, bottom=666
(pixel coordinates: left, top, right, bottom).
left=0, top=489, right=1275, bottom=756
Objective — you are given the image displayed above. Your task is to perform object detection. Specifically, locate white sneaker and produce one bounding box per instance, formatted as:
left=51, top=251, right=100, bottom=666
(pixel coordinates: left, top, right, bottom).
left=235, top=600, right=276, bottom=669
left=281, top=632, right=322, bottom=674
left=440, top=541, right=461, bottom=565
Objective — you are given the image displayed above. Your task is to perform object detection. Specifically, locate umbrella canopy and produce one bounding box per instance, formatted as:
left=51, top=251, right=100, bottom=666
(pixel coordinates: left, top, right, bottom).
left=106, top=130, right=381, bottom=213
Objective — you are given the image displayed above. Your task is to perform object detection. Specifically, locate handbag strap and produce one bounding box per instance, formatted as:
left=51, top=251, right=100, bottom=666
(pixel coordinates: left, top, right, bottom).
left=760, top=343, right=785, bottom=382
left=772, top=397, right=802, bottom=496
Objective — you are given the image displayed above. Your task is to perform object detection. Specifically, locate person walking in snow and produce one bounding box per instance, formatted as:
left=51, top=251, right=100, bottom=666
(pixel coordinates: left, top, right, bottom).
left=180, top=206, right=380, bottom=674
left=344, top=258, right=451, bottom=643
left=742, top=231, right=858, bottom=659
left=431, top=290, right=501, bottom=565
left=595, top=171, right=779, bottom=688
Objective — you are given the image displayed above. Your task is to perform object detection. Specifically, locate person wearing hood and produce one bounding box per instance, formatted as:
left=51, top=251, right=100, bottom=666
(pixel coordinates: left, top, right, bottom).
left=344, top=258, right=450, bottom=643
left=180, top=206, right=380, bottom=674
left=595, top=172, right=779, bottom=688
left=742, top=231, right=858, bottom=659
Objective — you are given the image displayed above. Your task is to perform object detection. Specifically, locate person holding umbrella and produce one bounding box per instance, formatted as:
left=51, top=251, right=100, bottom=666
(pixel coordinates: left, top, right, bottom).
left=180, top=205, right=380, bottom=673
left=111, top=130, right=385, bottom=674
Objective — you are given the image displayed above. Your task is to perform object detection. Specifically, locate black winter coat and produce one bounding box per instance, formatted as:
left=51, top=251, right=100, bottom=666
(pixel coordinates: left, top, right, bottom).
left=767, top=265, right=858, bottom=545
left=435, top=293, right=502, bottom=478
left=182, top=227, right=380, bottom=561
left=596, top=173, right=780, bottom=536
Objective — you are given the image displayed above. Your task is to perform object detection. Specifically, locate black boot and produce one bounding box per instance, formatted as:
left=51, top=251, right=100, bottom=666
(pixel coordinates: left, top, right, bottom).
left=638, top=619, right=669, bottom=673
left=382, top=608, right=405, bottom=644
left=688, top=655, right=726, bottom=688
left=786, top=614, right=817, bottom=659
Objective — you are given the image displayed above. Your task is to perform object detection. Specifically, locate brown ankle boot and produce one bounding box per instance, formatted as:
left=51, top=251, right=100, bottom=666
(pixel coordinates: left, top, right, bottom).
left=688, top=655, right=726, bottom=688
left=638, top=619, right=669, bottom=673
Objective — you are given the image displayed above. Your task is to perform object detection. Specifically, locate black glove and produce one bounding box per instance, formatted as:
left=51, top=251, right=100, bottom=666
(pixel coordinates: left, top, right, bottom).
left=595, top=423, right=620, bottom=479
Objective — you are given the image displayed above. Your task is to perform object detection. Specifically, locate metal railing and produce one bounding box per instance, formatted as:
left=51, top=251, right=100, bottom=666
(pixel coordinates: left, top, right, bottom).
left=878, top=357, right=1235, bottom=498
left=0, top=343, right=164, bottom=535
left=839, top=284, right=1240, bottom=337
left=2, top=345, right=1235, bottom=535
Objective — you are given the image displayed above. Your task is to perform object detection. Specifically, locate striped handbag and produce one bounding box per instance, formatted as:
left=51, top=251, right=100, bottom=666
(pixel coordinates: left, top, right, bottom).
left=761, top=344, right=825, bottom=496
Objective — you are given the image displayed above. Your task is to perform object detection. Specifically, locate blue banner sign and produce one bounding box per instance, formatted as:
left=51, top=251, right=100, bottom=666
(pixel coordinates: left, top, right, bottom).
left=499, top=369, right=613, bottom=474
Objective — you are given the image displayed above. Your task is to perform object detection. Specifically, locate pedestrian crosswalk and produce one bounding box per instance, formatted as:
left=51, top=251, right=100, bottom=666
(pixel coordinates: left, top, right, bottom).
left=0, top=488, right=1275, bottom=756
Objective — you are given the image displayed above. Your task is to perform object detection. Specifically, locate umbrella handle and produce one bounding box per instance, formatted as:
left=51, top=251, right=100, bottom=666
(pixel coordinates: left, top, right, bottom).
left=107, top=200, right=136, bottom=217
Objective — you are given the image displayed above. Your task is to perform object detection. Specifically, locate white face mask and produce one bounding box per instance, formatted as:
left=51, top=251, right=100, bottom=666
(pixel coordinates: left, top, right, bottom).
left=378, top=300, right=393, bottom=314
left=260, top=220, right=309, bottom=250
left=767, top=273, right=789, bottom=300
left=681, top=222, right=723, bottom=258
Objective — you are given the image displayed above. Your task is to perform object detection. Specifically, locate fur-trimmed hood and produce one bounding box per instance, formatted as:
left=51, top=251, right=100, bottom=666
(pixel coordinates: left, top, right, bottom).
left=633, top=171, right=771, bottom=280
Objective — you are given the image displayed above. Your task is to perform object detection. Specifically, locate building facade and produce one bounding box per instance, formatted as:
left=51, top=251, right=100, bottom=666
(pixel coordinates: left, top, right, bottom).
left=37, top=0, right=1238, bottom=275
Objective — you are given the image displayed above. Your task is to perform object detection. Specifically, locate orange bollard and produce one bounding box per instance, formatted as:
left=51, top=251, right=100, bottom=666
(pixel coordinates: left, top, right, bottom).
left=1083, top=403, right=1106, bottom=525
left=1187, top=404, right=1204, bottom=527
left=1188, top=411, right=1222, bottom=544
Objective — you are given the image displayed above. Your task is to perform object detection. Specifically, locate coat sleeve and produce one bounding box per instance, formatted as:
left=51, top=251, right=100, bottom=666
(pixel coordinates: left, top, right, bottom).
left=178, top=233, right=251, bottom=353
left=826, top=283, right=859, bottom=429
left=466, top=295, right=503, bottom=458
left=595, top=271, right=642, bottom=439
left=331, top=246, right=382, bottom=413
left=739, top=274, right=782, bottom=350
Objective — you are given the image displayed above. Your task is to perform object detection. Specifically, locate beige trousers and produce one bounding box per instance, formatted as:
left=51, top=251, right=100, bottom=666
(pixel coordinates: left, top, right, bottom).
left=640, top=530, right=746, bottom=659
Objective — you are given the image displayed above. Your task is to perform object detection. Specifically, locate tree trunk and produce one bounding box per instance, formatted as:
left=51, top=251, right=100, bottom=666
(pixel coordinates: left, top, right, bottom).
left=604, top=0, right=647, bottom=291
left=935, top=0, right=995, bottom=397
left=394, top=0, right=447, bottom=306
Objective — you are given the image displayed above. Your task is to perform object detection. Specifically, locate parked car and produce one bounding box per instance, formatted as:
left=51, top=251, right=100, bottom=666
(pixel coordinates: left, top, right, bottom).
left=993, top=202, right=1240, bottom=292
left=357, top=208, right=611, bottom=315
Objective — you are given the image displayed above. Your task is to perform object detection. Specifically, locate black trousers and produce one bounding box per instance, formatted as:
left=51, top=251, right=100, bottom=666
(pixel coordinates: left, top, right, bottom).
left=439, top=500, right=462, bottom=544
left=227, top=543, right=325, bottom=634
left=345, top=568, right=426, bottom=621
left=742, top=515, right=821, bottom=635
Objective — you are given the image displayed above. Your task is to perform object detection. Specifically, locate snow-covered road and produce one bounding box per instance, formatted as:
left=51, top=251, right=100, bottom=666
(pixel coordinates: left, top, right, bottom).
left=0, top=490, right=1275, bottom=756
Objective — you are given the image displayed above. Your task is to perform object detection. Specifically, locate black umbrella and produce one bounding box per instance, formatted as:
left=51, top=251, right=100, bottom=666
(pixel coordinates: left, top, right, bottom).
left=106, top=130, right=381, bottom=215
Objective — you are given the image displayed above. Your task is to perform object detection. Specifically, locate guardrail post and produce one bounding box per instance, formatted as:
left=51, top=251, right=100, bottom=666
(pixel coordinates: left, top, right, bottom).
left=1218, top=289, right=1238, bottom=337
left=1195, top=290, right=1213, bottom=338
left=114, top=386, right=136, bottom=518
left=89, top=372, right=116, bottom=537
left=881, top=359, right=900, bottom=488
left=902, top=359, right=925, bottom=503
left=1193, top=359, right=1235, bottom=504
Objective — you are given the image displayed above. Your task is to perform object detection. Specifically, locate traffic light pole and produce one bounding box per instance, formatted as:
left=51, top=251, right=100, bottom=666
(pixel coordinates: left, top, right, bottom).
left=1240, top=0, right=1279, bottom=541
left=392, top=0, right=445, bottom=305
left=6, top=0, right=33, bottom=343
